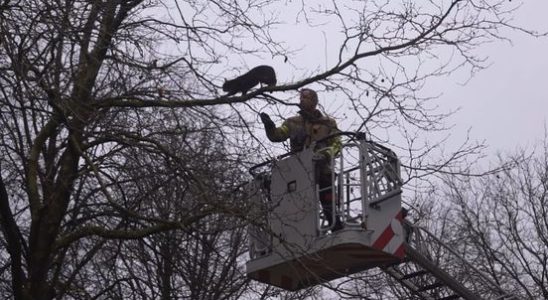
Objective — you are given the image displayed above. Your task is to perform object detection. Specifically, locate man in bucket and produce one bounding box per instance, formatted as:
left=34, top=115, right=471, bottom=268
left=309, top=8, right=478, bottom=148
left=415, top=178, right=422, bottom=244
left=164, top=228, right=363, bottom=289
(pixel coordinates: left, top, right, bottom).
left=259, top=88, right=343, bottom=231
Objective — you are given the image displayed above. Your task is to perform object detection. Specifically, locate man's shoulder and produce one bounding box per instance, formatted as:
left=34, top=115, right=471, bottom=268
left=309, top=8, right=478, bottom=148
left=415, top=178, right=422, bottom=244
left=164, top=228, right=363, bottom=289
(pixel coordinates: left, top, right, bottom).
left=321, top=115, right=337, bottom=126
left=285, top=115, right=303, bottom=123
left=284, top=112, right=336, bottom=126
left=323, top=114, right=336, bottom=122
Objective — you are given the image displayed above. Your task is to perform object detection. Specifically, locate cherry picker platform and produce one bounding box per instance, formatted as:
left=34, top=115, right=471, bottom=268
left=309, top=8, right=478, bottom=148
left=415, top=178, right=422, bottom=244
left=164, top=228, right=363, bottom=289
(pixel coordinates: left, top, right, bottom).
left=245, top=132, right=519, bottom=299
left=246, top=132, right=404, bottom=290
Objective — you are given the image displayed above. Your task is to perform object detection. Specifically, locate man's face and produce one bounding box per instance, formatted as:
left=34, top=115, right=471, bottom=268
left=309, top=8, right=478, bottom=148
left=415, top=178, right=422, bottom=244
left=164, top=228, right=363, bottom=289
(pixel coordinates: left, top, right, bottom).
left=299, top=91, right=316, bottom=112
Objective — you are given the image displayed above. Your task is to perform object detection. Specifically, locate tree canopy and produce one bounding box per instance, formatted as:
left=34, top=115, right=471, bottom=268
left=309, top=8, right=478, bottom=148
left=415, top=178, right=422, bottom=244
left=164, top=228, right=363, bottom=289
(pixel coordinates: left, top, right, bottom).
left=0, top=0, right=545, bottom=299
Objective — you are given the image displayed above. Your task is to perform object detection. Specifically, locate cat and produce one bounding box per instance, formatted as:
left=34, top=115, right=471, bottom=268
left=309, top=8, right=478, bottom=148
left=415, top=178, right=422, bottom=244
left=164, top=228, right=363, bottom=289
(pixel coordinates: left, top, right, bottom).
left=222, top=65, right=276, bottom=96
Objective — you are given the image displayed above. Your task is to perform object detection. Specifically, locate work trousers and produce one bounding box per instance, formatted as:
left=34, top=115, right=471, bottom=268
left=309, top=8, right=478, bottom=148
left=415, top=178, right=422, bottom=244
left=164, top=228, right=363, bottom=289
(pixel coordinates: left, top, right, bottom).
left=316, top=160, right=343, bottom=230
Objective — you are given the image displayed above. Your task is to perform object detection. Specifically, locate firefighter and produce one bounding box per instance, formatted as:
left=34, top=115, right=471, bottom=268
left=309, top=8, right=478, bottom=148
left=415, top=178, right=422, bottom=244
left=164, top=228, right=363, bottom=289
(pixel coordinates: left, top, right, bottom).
left=259, top=88, right=343, bottom=231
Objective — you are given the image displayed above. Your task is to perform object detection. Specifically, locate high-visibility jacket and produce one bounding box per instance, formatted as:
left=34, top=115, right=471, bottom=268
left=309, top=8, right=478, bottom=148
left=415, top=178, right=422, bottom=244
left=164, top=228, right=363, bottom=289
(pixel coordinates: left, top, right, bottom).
left=265, top=109, right=341, bottom=157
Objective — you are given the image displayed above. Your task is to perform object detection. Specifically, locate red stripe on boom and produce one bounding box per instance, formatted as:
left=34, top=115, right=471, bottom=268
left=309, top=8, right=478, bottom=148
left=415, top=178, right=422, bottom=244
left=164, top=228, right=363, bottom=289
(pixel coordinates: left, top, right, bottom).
left=372, top=224, right=394, bottom=251
left=394, top=243, right=405, bottom=258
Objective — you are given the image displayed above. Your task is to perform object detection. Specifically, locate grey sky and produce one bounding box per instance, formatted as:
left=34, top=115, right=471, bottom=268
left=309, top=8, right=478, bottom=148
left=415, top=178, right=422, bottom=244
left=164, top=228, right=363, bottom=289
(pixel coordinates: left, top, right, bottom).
left=239, top=1, right=547, bottom=162
left=446, top=1, right=548, bottom=155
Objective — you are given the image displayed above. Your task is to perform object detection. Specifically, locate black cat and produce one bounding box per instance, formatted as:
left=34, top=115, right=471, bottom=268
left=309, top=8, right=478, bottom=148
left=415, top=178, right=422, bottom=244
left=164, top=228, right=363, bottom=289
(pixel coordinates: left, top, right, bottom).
left=222, top=65, right=276, bottom=96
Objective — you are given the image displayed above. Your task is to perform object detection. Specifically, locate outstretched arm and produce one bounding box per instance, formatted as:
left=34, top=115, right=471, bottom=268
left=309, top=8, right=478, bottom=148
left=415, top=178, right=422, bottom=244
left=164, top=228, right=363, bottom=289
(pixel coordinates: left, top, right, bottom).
left=260, top=113, right=289, bottom=142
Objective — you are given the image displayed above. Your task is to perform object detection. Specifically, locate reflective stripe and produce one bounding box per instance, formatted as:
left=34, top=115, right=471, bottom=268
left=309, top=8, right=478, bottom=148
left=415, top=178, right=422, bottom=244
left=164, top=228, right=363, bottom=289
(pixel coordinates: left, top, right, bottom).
left=330, top=135, right=342, bottom=156
left=320, top=135, right=342, bottom=158
left=279, top=123, right=289, bottom=136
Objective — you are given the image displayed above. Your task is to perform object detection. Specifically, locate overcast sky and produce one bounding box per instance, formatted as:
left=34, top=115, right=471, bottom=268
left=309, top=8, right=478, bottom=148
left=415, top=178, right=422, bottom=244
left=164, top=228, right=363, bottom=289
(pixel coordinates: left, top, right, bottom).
left=241, top=1, right=548, bottom=161
left=445, top=1, right=548, bottom=155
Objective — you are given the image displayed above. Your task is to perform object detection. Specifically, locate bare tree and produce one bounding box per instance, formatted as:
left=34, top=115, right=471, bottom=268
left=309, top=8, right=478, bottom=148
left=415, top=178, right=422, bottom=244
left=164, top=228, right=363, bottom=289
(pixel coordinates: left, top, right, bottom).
left=442, top=141, right=548, bottom=299
left=0, top=0, right=544, bottom=299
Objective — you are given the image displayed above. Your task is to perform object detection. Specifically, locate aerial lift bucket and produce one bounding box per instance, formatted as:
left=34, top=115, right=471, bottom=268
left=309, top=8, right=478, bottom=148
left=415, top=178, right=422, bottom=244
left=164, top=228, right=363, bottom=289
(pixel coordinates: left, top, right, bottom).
left=246, top=133, right=404, bottom=290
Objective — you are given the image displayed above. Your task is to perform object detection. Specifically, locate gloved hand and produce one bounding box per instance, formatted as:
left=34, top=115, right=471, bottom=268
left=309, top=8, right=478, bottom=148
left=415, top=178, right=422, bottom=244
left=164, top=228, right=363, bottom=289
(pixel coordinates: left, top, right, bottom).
left=259, top=112, right=275, bottom=129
